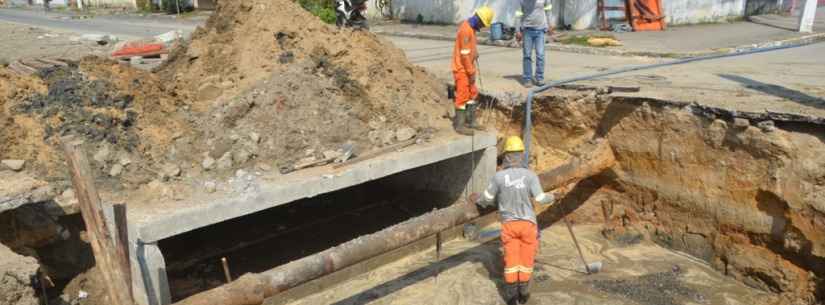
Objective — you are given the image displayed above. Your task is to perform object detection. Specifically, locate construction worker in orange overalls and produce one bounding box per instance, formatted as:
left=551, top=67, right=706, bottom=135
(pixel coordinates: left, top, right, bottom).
left=451, top=6, right=494, bottom=136
left=470, top=136, right=555, bottom=305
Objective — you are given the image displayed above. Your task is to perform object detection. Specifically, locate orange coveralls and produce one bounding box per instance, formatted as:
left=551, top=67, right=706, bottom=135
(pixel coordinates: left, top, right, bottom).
left=502, top=220, right=538, bottom=283
left=451, top=20, right=478, bottom=110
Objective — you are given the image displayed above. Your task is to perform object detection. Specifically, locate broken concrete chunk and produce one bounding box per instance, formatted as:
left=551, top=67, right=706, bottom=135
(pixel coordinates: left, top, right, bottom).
left=109, top=164, right=124, bottom=177
left=380, top=130, right=395, bottom=145
left=368, top=120, right=382, bottom=130
left=155, top=30, right=183, bottom=44
left=233, top=149, right=253, bottom=164
left=757, top=120, right=776, bottom=133
left=322, top=150, right=342, bottom=160
left=733, top=118, right=750, bottom=129
left=119, top=156, right=132, bottom=166
left=368, top=130, right=381, bottom=145
left=202, top=156, right=216, bottom=170
left=217, top=152, right=234, bottom=170
left=1, top=159, right=25, bottom=171
left=93, top=145, right=111, bottom=164
left=257, top=163, right=273, bottom=171
left=250, top=132, right=261, bottom=144
left=197, top=83, right=223, bottom=102
left=395, top=127, right=416, bottom=141
left=80, top=33, right=118, bottom=45
left=162, top=164, right=182, bottom=178
left=130, top=56, right=144, bottom=66
left=204, top=181, right=217, bottom=193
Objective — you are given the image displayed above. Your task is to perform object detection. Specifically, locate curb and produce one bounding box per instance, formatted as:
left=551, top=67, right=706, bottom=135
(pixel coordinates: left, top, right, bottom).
left=373, top=29, right=825, bottom=58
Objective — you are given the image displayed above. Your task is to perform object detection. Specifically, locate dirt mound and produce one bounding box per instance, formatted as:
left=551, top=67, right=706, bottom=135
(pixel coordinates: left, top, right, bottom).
left=158, top=0, right=449, bottom=156
left=0, top=0, right=449, bottom=193
left=0, top=243, right=39, bottom=305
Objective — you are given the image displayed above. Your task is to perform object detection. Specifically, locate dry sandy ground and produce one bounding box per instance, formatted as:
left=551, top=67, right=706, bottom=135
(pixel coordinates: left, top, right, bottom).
left=0, top=21, right=112, bottom=62
left=275, top=224, right=774, bottom=305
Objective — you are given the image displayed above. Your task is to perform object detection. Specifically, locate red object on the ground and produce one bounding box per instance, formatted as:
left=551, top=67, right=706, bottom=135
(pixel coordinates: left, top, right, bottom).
left=111, top=42, right=167, bottom=58
left=629, top=0, right=666, bottom=31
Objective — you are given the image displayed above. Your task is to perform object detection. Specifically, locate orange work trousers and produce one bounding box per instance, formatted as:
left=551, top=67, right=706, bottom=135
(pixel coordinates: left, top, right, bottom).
left=501, top=220, right=538, bottom=283
left=453, top=72, right=478, bottom=110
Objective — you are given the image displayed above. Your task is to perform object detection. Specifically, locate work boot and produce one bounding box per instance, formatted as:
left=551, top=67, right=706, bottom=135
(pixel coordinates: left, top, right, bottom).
left=465, top=102, right=486, bottom=131
left=517, top=281, right=531, bottom=304
left=453, top=109, right=474, bottom=136
left=504, top=283, right=519, bottom=305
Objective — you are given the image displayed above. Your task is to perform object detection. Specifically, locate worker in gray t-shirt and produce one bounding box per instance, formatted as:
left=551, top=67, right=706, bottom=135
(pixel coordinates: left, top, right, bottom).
left=471, top=136, right=554, bottom=305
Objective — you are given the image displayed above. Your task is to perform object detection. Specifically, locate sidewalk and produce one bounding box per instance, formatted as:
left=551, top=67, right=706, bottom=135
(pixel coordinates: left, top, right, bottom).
left=372, top=8, right=825, bottom=58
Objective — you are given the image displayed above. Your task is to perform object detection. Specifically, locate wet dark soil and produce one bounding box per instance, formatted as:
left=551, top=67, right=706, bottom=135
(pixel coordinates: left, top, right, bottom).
left=16, top=65, right=139, bottom=151
left=589, top=267, right=707, bottom=305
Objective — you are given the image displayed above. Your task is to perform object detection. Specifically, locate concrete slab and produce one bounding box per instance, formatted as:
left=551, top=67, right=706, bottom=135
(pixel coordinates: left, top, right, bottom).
left=132, top=132, right=497, bottom=244
left=127, top=132, right=498, bottom=305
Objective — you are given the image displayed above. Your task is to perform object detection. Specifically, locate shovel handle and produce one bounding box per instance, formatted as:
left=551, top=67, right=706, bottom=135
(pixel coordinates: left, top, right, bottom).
left=563, top=216, right=592, bottom=274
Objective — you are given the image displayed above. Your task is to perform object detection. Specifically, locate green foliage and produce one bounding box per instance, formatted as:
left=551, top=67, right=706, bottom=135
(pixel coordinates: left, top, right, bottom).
left=297, top=0, right=337, bottom=24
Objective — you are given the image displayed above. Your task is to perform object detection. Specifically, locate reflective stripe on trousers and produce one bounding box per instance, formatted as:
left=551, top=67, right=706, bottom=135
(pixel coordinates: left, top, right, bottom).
left=501, top=220, right=538, bottom=283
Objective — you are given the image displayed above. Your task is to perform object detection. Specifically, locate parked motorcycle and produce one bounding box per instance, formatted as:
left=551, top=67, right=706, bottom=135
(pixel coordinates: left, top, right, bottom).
left=336, top=0, right=369, bottom=29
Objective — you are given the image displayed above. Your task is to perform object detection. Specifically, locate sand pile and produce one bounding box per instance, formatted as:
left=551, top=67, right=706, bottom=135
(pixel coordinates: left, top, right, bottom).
left=0, top=0, right=450, bottom=193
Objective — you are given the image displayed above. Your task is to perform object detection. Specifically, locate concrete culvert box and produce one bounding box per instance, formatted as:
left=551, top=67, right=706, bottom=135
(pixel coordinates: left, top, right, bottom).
left=158, top=151, right=491, bottom=301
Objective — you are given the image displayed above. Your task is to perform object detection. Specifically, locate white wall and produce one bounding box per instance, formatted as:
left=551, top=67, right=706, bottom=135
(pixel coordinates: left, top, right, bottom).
left=664, top=0, right=747, bottom=24
left=368, top=0, right=770, bottom=29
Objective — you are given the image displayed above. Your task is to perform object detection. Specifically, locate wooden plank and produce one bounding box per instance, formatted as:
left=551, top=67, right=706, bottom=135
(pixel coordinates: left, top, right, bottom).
left=61, top=139, right=133, bottom=305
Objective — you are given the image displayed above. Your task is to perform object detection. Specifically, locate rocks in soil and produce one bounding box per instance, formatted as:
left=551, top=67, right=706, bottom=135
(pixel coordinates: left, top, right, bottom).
left=161, top=164, right=182, bottom=180
left=232, top=149, right=253, bottom=165
left=216, top=152, right=233, bottom=171
left=322, top=150, right=341, bottom=160
left=93, top=146, right=111, bottom=164
left=204, top=181, right=217, bottom=193
left=16, top=65, right=140, bottom=151
left=249, top=132, right=261, bottom=144
left=733, top=118, right=750, bottom=129
left=202, top=156, right=216, bottom=170
left=395, top=127, right=416, bottom=141
left=1, top=160, right=25, bottom=171
left=757, top=120, right=776, bottom=132
left=0, top=243, right=40, bottom=305
left=109, top=164, right=124, bottom=177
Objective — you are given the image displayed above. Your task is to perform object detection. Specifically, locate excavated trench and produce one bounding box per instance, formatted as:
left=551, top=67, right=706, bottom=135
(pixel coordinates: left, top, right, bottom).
left=159, top=152, right=481, bottom=301
left=2, top=89, right=824, bottom=305
left=480, top=89, right=825, bottom=305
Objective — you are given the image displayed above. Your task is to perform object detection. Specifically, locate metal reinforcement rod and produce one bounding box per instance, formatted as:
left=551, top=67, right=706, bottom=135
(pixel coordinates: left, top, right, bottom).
left=173, top=139, right=616, bottom=305
left=522, top=42, right=815, bottom=162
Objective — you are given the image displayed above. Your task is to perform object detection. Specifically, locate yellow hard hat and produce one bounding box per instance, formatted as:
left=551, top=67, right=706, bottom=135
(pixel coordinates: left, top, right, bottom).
left=475, top=6, right=495, bottom=28
left=504, top=136, right=525, bottom=152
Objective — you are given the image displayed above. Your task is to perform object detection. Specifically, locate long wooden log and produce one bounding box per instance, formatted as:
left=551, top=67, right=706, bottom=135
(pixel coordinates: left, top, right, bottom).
left=62, top=139, right=133, bottom=305
left=174, top=139, right=617, bottom=305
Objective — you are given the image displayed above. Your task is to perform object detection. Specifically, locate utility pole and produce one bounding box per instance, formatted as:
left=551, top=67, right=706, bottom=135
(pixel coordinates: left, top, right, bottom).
left=798, top=0, right=818, bottom=33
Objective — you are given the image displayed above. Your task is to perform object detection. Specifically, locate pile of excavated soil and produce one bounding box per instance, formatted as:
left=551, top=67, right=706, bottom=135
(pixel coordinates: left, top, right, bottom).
left=0, top=0, right=449, bottom=193
left=0, top=243, right=39, bottom=305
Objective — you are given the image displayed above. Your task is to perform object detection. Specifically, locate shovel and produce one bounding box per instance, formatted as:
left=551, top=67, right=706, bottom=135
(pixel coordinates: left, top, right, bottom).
left=563, top=216, right=603, bottom=274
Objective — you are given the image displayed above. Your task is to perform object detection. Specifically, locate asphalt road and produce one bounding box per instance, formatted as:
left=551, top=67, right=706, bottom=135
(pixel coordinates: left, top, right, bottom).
left=0, top=8, right=199, bottom=39
left=387, top=35, right=825, bottom=118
